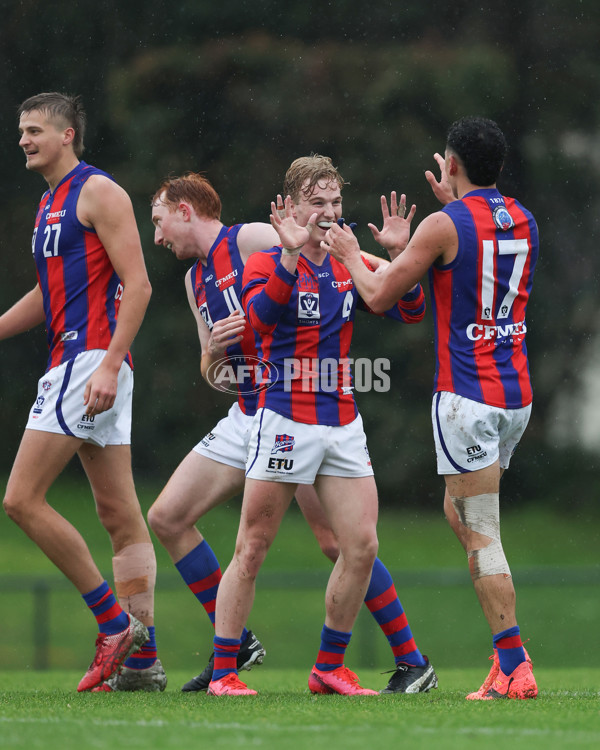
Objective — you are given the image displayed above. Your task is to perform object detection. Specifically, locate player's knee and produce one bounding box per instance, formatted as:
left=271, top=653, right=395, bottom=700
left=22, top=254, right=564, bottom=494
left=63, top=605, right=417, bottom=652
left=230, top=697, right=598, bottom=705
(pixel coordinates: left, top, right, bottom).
left=147, top=502, right=171, bottom=540
left=315, top=529, right=340, bottom=563
left=96, top=502, right=123, bottom=536
left=3, top=493, right=18, bottom=522
left=234, top=534, right=271, bottom=579
left=362, top=535, right=379, bottom=568
left=468, top=539, right=511, bottom=580
left=341, top=532, right=378, bottom=573
left=450, top=492, right=511, bottom=580
left=148, top=501, right=193, bottom=543
left=3, top=488, right=29, bottom=526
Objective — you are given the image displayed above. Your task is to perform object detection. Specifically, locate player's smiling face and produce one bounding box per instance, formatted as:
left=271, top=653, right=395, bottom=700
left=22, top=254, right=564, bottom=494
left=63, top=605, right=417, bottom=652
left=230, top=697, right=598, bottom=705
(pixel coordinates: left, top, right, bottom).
left=18, top=111, right=69, bottom=173
left=294, top=180, right=342, bottom=245
left=152, top=197, right=194, bottom=260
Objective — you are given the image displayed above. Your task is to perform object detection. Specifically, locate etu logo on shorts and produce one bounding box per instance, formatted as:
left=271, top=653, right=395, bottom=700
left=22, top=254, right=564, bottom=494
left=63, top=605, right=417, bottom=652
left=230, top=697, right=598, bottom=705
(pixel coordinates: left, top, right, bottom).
left=267, top=457, right=294, bottom=471
left=271, top=434, right=295, bottom=454
left=466, top=444, right=488, bottom=463
left=77, top=414, right=96, bottom=431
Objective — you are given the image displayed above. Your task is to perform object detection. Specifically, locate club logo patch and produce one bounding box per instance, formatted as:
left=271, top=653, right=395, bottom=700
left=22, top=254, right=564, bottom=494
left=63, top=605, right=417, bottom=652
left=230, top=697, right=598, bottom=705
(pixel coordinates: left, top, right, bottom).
left=271, top=434, right=295, bottom=454
left=492, top=206, right=515, bottom=231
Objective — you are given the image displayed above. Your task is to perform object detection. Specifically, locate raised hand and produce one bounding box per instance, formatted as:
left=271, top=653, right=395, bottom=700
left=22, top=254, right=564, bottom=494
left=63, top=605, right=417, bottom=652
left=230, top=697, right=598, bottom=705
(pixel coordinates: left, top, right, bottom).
left=367, top=191, right=416, bottom=259
left=321, top=221, right=362, bottom=267
left=269, top=194, right=316, bottom=254
left=425, top=152, right=455, bottom=205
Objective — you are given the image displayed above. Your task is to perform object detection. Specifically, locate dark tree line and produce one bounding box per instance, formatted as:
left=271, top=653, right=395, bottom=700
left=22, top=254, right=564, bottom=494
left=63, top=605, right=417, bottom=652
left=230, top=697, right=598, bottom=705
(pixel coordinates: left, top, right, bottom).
left=2, top=1, right=600, bottom=511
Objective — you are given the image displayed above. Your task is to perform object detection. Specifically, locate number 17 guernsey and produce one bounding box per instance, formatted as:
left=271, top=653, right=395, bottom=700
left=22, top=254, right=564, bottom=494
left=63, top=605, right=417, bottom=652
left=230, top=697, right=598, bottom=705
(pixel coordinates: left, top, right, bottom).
left=429, top=187, right=539, bottom=409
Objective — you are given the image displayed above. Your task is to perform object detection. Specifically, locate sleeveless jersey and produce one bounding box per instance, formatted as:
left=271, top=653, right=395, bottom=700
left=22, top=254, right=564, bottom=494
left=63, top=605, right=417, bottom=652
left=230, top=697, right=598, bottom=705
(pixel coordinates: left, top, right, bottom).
left=242, top=249, right=425, bottom=426
left=189, top=224, right=259, bottom=415
left=429, top=188, right=538, bottom=409
left=32, top=161, right=130, bottom=372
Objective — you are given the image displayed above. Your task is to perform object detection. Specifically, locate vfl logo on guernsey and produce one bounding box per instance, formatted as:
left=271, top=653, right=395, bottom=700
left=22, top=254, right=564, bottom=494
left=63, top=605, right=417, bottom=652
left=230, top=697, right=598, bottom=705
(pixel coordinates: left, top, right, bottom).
left=492, top=206, right=515, bottom=231
left=271, top=434, right=295, bottom=454
left=60, top=331, right=79, bottom=342
left=298, top=291, right=320, bottom=321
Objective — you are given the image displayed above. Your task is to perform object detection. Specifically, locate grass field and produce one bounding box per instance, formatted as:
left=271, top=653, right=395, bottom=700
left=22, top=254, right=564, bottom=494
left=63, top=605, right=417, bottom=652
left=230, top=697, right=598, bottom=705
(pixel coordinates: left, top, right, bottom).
left=1, top=479, right=598, bottom=673
left=0, top=668, right=598, bottom=750
left=0, top=478, right=598, bottom=749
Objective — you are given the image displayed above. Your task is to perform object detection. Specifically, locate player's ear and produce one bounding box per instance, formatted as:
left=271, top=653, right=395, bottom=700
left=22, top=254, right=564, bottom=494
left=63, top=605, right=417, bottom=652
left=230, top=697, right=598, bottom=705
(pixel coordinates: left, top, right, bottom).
left=178, top=202, right=192, bottom=221
left=63, top=127, right=75, bottom=147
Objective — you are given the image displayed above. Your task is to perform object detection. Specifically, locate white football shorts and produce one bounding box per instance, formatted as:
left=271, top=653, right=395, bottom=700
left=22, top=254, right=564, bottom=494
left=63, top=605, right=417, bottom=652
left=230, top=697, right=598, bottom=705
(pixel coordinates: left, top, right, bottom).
left=245, top=408, right=374, bottom=483
left=25, top=349, right=133, bottom=447
left=193, top=401, right=254, bottom=470
left=432, top=391, right=531, bottom=475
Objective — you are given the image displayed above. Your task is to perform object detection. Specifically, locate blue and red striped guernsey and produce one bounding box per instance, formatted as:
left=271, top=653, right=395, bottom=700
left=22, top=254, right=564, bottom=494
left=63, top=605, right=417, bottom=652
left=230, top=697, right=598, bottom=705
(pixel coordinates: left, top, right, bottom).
left=32, top=161, right=131, bottom=372
left=429, top=188, right=539, bottom=409
left=189, top=224, right=259, bottom=415
left=242, top=249, right=425, bottom=426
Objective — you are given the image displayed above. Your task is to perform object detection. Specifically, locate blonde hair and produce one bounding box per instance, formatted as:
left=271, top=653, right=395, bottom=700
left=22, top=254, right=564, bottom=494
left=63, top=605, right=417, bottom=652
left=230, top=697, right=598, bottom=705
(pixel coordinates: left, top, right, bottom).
left=283, top=154, right=346, bottom=203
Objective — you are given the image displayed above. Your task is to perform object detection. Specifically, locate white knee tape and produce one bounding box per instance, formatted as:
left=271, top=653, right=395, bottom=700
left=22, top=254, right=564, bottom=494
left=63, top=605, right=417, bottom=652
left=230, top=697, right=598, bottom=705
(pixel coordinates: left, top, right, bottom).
left=468, top=539, right=511, bottom=580
left=450, top=493, right=511, bottom=579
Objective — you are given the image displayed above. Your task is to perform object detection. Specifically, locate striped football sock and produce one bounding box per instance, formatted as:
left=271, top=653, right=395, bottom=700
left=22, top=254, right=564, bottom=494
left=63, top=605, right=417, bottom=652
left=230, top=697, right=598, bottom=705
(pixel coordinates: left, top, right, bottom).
left=175, top=541, right=249, bottom=640
left=494, top=625, right=526, bottom=675
left=82, top=581, right=130, bottom=635
left=212, top=636, right=241, bottom=681
left=123, top=625, right=157, bottom=669
left=364, top=558, right=426, bottom=667
left=315, top=625, right=351, bottom=671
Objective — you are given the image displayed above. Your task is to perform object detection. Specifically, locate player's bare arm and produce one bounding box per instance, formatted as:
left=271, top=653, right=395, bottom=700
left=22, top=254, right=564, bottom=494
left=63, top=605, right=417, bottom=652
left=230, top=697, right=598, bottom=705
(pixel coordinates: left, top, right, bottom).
left=0, top=284, right=45, bottom=341
left=326, top=211, right=455, bottom=313
left=425, top=152, right=457, bottom=205
left=184, top=270, right=246, bottom=389
left=236, top=222, right=280, bottom=263
left=77, top=175, right=152, bottom=415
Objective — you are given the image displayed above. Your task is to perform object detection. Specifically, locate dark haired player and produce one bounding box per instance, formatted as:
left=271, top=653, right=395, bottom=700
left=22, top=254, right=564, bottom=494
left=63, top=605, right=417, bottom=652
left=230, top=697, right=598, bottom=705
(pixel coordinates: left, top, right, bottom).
left=324, top=117, right=539, bottom=700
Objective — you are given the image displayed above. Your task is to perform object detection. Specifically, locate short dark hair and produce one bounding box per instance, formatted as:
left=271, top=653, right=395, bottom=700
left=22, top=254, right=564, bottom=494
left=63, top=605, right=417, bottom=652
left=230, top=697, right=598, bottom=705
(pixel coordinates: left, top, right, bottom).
left=446, top=116, right=507, bottom=186
left=17, top=92, right=86, bottom=157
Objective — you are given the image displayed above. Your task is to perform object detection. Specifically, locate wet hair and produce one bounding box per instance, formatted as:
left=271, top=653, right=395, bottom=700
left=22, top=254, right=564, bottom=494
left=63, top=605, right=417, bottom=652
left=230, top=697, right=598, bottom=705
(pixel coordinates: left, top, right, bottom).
left=17, top=92, right=86, bottom=157
left=283, top=153, right=347, bottom=203
left=151, top=172, right=222, bottom=220
left=446, top=116, right=507, bottom=186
